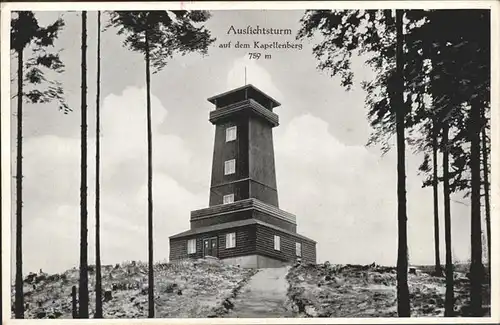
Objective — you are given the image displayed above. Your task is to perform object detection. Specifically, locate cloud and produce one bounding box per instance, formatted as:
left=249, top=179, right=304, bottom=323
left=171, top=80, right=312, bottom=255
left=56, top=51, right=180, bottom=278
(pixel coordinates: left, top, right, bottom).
left=226, top=55, right=283, bottom=100
left=275, top=114, right=398, bottom=265
left=13, top=86, right=205, bottom=274
left=274, top=114, right=471, bottom=266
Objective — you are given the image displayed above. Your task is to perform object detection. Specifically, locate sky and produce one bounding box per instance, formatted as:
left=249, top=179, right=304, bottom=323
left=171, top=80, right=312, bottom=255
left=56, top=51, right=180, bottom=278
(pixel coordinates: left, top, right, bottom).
left=8, top=10, right=483, bottom=275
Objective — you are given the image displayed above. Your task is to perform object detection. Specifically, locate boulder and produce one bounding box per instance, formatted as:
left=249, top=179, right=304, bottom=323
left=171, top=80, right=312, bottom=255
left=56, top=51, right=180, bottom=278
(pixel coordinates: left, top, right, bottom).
left=422, top=304, right=435, bottom=314
left=25, top=273, right=37, bottom=284
left=222, top=298, right=234, bottom=310
left=164, top=282, right=178, bottom=293
left=204, top=256, right=221, bottom=265
left=34, top=274, right=47, bottom=284
left=35, top=311, right=46, bottom=319
left=305, top=305, right=319, bottom=317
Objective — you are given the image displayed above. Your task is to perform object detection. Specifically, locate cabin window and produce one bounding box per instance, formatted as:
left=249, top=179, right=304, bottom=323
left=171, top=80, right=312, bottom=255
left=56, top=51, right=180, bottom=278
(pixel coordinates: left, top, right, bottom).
left=274, top=235, right=281, bottom=251
left=226, top=232, right=236, bottom=248
left=224, top=159, right=236, bottom=175
left=187, top=239, right=196, bottom=254
left=296, top=242, right=302, bottom=257
left=223, top=193, right=234, bottom=204
left=226, top=126, right=237, bottom=142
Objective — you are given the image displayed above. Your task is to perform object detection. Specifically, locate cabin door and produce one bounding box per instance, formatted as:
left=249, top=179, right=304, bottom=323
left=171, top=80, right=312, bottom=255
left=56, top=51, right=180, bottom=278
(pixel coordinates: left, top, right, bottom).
left=203, top=237, right=218, bottom=257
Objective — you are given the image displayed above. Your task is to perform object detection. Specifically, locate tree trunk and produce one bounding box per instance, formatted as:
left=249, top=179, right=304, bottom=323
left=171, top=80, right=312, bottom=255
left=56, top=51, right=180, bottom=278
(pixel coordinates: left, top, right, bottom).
left=469, top=99, right=484, bottom=316
left=480, top=107, right=490, bottom=277
left=145, top=27, right=155, bottom=319
left=72, top=286, right=78, bottom=318
left=432, top=119, right=442, bottom=276
left=79, top=10, right=89, bottom=319
left=15, top=45, right=25, bottom=320
left=94, top=10, right=103, bottom=319
left=395, top=9, right=410, bottom=317
left=442, top=124, right=454, bottom=316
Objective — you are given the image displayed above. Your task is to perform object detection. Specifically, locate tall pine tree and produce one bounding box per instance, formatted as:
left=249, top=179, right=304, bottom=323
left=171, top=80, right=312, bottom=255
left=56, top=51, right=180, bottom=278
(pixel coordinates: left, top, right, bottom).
left=107, top=10, right=214, bottom=317
left=298, top=9, right=411, bottom=316
left=11, top=11, right=67, bottom=318
left=94, top=10, right=103, bottom=319
left=79, top=10, right=89, bottom=319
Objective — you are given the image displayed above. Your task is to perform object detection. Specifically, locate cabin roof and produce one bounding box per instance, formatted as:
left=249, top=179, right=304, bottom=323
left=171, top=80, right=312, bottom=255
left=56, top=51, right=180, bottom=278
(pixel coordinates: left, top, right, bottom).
left=169, top=218, right=316, bottom=243
left=207, top=84, right=281, bottom=109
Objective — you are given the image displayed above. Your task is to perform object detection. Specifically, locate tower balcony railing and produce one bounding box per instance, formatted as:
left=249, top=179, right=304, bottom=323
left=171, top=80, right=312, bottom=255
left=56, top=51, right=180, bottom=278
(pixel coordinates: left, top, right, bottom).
left=209, top=99, right=279, bottom=127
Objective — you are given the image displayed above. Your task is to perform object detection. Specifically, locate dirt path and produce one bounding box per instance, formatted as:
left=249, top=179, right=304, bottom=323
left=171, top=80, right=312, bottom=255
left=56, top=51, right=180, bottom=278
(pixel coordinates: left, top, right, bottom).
left=223, top=266, right=294, bottom=318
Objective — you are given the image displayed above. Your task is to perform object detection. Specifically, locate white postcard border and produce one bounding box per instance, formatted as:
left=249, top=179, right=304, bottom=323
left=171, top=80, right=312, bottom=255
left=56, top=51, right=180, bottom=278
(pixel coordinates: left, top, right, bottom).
left=1, top=1, right=499, bottom=324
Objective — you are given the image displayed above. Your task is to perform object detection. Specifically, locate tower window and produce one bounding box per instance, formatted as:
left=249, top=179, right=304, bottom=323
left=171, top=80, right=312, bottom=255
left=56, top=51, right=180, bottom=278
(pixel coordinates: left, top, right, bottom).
left=296, top=242, right=302, bottom=257
left=224, top=159, right=236, bottom=175
left=226, top=126, right=237, bottom=142
left=223, top=194, right=234, bottom=204
left=274, top=235, right=281, bottom=251
left=187, top=239, right=196, bottom=254
left=226, top=232, right=236, bottom=248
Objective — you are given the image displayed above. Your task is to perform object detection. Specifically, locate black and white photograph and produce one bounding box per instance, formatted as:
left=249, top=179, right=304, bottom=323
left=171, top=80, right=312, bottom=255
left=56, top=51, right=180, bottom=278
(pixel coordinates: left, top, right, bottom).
left=1, top=1, right=498, bottom=322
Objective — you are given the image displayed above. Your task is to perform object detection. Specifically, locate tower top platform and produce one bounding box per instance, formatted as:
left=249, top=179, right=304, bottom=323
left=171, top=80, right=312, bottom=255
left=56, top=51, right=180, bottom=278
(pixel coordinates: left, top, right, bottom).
left=207, top=84, right=281, bottom=110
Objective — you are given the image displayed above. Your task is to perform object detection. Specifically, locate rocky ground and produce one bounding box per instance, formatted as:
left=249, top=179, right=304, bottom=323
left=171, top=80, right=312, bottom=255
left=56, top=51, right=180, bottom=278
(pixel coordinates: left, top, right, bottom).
left=286, top=262, right=491, bottom=317
left=12, top=259, right=491, bottom=319
left=12, top=258, right=256, bottom=319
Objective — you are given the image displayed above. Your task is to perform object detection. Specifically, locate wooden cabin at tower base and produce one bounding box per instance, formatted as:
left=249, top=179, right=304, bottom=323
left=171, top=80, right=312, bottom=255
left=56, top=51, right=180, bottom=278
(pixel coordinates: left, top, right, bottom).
left=169, top=219, right=316, bottom=268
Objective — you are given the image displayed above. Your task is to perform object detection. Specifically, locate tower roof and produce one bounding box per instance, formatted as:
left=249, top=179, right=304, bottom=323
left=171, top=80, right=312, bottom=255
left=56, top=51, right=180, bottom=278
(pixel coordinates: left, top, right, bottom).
left=207, top=84, right=281, bottom=109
